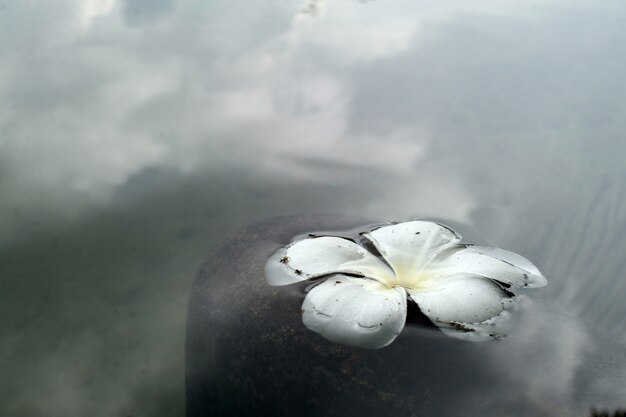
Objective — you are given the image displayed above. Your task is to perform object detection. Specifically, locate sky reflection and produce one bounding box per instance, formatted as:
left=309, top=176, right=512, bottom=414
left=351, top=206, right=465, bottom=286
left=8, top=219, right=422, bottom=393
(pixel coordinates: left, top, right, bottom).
left=1, top=0, right=626, bottom=416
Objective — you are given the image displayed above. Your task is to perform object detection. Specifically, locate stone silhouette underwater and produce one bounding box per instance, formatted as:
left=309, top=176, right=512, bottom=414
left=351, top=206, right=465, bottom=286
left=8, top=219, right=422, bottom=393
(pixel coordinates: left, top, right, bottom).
left=186, top=214, right=626, bottom=417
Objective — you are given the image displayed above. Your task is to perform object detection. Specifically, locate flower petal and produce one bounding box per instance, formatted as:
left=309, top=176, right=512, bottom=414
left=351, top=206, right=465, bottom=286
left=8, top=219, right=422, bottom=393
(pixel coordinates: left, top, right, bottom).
left=301, top=275, right=407, bottom=349
left=426, top=246, right=547, bottom=288
left=363, top=221, right=462, bottom=280
left=437, top=298, right=519, bottom=342
left=265, top=236, right=395, bottom=286
left=407, top=274, right=509, bottom=340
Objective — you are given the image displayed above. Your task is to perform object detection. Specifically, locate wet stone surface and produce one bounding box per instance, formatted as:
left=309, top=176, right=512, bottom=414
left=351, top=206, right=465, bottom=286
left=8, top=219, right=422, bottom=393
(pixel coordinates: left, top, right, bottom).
left=186, top=214, right=626, bottom=417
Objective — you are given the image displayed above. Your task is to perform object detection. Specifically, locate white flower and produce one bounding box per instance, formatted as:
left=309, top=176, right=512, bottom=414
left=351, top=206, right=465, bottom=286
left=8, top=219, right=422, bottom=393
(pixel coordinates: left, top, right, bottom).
left=265, top=220, right=547, bottom=349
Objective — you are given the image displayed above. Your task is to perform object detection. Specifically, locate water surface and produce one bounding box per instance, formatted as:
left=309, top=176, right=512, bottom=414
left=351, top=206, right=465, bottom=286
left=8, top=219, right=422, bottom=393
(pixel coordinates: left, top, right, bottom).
left=1, top=0, right=625, bottom=415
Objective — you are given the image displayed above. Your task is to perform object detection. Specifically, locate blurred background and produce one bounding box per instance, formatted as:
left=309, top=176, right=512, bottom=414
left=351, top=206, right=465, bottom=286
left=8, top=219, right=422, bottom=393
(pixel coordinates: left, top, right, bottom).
left=1, top=0, right=625, bottom=415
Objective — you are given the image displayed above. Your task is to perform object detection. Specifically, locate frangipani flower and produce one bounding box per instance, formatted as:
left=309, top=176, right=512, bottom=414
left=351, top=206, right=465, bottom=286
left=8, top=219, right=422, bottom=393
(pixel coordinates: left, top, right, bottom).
left=265, top=221, right=547, bottom=349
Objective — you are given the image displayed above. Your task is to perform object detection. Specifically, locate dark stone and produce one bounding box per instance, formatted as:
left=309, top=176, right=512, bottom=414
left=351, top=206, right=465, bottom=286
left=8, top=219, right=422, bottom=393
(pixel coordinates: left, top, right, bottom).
left=186, top=214, right=626, bottom=417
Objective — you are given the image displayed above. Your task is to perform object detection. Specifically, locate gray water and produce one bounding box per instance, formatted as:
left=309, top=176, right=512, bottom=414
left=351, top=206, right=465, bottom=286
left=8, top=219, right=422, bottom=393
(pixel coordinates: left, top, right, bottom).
left=1, top=0, right=625, bottom=415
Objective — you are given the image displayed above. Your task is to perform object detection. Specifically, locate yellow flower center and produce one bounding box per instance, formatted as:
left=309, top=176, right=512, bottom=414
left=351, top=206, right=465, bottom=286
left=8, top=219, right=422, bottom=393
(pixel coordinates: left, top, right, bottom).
left=377, top=264, right=438, bottom=291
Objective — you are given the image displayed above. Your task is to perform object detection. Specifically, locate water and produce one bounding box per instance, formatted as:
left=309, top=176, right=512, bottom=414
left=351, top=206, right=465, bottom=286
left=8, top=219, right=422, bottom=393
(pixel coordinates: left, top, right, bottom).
left=1, top=0, right=625, bottom=415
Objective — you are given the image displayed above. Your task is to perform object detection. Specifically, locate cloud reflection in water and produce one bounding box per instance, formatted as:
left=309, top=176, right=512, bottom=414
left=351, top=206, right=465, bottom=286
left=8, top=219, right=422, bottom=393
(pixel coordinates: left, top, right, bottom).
left=1, top=0, right=626, bottom=416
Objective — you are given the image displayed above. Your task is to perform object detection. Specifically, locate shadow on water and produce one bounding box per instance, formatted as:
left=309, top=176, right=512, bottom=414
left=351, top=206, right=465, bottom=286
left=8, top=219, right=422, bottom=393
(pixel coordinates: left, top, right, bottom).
left=3, top=162, right=626, bottom=416
left=2, top=166, right=626, bottom=416
left=590, top=410, right=626, bottom=417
